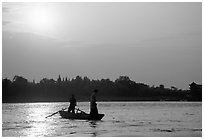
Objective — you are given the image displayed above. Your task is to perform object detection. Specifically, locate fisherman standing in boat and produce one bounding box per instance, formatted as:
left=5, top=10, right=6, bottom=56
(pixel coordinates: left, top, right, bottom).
left=90, top=89, right=98, bottom=116
left=68, top=94, right=77, bottom=113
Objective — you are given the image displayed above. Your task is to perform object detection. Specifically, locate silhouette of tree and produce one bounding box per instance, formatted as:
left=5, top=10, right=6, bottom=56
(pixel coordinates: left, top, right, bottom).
left=159, top=84, right=164, bottom=89
left=2, top=75, right=196, bottom=103
left=40, top=78, right=56, bottom=84
left=13, top=75, right=28, bottom=84
left=57, top=75, right=62, bottom=83
left=171, top=86, right=178, bottom=91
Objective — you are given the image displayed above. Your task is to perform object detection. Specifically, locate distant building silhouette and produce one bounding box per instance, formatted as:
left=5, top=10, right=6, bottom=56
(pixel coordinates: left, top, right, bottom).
left=189, top=82, right=202, bottom=101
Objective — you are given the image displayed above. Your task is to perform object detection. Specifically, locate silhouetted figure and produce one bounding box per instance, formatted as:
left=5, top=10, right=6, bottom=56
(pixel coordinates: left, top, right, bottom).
left=90, top=89, right=98, bottom=116
left=68, top=94, right=77, bottom=113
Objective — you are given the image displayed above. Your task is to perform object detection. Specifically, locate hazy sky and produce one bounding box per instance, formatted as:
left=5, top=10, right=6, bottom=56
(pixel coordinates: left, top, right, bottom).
left=2, top=2, right=202, bottom=89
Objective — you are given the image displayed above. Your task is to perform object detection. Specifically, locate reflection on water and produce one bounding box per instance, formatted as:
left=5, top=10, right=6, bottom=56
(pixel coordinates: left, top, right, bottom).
left=89, top=120, right=98, bottom=137
left=29, top=107, right=47, bottom=135
left=21, top=103, right=54, bottom=136
left=2, top=102, right=202, bottom=137
left=89, top=120, right=97, bottom=128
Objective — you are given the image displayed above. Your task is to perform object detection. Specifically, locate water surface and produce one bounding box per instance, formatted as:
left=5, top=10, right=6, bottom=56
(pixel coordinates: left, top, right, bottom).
left=2, top=102, right=202, bottom=137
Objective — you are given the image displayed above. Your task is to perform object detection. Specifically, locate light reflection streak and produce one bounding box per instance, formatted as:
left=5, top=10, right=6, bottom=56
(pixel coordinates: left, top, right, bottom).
left=24, top=103, right=54, bottom=136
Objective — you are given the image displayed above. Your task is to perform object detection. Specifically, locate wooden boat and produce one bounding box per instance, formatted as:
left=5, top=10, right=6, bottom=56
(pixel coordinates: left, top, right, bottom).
left=59, top=110, right=104, bottom=120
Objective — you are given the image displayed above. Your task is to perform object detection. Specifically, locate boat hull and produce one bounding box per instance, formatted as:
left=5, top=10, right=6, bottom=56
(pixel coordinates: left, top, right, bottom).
left=59, top=111, right=104, bottom=120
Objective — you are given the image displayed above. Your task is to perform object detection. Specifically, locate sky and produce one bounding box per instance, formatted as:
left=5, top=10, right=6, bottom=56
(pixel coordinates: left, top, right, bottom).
left=2, top=2, right=202, bottom=90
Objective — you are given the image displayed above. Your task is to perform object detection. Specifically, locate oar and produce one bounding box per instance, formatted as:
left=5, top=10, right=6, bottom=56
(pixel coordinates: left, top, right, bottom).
left=75, top=107, right=87, bottom=114
left=45, top=108, right=66, bottom=118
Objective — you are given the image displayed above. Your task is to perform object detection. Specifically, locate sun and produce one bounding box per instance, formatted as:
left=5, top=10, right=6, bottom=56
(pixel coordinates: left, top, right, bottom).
left=28, top=10, right=52, bottom=28
left=25, top=5, right=57, bottom=33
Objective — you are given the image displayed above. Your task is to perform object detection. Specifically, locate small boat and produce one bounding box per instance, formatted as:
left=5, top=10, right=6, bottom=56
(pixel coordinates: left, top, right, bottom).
left=59, top=110, right=104, bottom=120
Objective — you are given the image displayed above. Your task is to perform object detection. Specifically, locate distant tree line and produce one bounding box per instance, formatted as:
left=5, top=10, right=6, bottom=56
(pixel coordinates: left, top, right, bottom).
left=2, top=75, right=201, bottom=103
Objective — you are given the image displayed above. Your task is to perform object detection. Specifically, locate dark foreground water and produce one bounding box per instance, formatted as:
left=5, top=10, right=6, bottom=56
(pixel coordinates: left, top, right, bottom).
left=2, top=102, right=202, bottom=137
